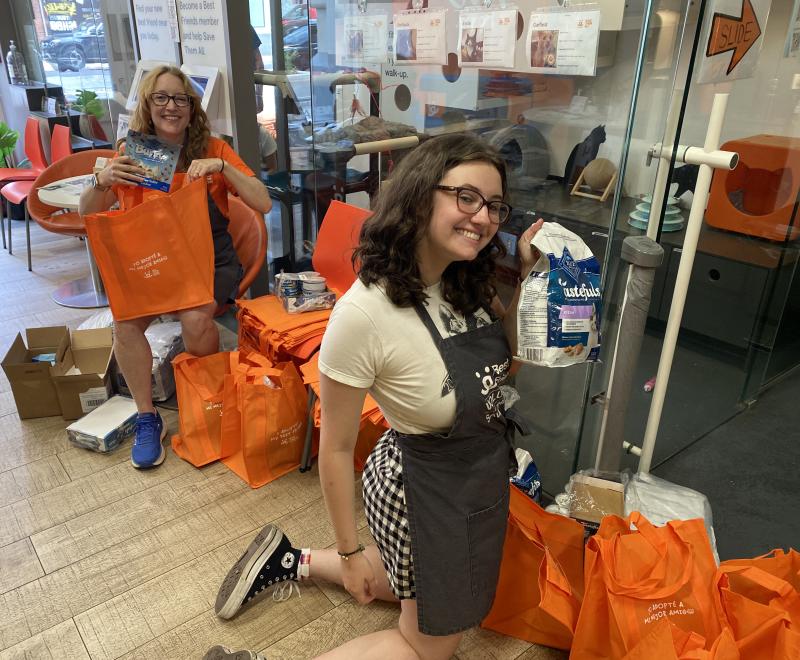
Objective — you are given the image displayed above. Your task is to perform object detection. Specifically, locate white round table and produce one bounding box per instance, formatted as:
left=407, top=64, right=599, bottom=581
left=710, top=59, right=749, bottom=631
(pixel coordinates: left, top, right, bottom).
left=37, top=174, right=94, bottom=210
left=38, top=174, right=109, bottom=309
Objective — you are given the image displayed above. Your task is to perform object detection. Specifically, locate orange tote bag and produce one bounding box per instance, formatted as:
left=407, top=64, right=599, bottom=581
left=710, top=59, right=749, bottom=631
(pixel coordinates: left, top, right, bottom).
left=222, top=361, right=308, bottom=488
left=571, top=512, right=720, bottom=659
left=219, top=351, right=273, bottom=454
left=621, top=619, right=740, bottom=660
left=482, top=485, right=585, bottom=650
left=84, top=178, right=214, bottom=321
left=713, top=549, right=800, bottom=660
left=171, top=351, right=236, bottom=467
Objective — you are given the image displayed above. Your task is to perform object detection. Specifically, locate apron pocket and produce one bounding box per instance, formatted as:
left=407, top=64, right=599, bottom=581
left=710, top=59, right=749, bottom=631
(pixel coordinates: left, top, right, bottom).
left=467, top=486, right=510, bottom=598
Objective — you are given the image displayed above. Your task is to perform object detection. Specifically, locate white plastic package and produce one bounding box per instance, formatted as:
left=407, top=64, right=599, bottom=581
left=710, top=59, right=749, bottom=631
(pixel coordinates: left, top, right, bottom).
left=144, top=321, right=183, bottom=360
left=77, top=309, right=115, bottom=330
left=516, top=222, right=601, bottom=367
left=622, top=470, right=719, bottom=563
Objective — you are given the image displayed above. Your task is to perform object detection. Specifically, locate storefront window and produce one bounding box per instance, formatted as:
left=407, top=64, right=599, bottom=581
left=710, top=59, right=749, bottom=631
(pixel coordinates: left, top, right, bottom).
left=5, top=0, right=137, bottom=147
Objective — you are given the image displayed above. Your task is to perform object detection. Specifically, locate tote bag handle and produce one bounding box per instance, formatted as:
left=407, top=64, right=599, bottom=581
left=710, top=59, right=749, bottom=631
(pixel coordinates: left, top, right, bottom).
left=597, top=513, right=694, bottom=599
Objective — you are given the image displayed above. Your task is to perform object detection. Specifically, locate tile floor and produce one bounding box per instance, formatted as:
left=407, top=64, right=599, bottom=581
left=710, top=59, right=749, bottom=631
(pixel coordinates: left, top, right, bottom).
left=0, top=223, right=565, bottom=660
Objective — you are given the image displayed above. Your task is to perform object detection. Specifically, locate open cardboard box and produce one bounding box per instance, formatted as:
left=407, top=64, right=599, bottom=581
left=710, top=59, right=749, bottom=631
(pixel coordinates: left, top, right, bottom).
left=52, top=328, right=114, bottom=420
left=1, top=326, right=69, bottom=419
left=568, top=473, right=625, bottom=532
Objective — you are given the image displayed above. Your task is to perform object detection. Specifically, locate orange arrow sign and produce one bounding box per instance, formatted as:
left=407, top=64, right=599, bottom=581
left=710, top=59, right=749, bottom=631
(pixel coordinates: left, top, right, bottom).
left=706, top=0, right=762, bottom=75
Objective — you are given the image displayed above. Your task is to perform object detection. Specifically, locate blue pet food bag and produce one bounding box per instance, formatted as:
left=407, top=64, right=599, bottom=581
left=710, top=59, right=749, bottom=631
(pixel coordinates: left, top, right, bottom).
left=516, top=222, right=601, bottom=367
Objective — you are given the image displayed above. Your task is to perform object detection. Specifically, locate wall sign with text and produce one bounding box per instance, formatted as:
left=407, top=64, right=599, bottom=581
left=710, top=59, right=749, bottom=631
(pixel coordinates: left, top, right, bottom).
left=698, top=0, right=771, bottom=83
left=526, top=9, right=601, bottom=76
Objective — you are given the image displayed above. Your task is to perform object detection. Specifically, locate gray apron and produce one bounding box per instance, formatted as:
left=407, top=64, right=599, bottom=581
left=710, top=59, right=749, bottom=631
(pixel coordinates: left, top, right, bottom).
left=395, top=303, right=518, bottom=636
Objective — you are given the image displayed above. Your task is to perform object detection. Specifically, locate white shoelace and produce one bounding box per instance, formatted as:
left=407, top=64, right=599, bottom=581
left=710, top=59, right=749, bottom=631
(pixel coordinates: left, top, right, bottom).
left=273, top=581, right=301, bottom=602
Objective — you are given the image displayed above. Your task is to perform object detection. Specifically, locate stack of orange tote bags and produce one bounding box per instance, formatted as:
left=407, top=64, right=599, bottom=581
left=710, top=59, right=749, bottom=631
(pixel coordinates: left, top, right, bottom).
left=171, top=350, right=308, bottom=487
left=237, top=295, right=330, bottom=365
left=299, top=353, right=387, bottom=470
left=482, top=488, right=799, bottom=659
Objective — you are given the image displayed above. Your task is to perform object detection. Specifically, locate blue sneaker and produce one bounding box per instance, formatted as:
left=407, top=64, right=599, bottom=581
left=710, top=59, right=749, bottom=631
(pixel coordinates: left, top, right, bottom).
left=131, top=412, right=167, bottom=469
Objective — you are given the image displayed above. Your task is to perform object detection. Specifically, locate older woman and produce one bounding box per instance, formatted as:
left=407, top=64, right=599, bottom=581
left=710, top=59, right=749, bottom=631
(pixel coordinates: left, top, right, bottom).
left=79, top=65, right=271, bottom=470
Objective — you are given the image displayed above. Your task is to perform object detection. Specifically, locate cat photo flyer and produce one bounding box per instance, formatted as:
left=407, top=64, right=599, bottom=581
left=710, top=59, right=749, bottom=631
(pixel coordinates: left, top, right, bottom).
left=527, top=8, right=600, bottom=76
left=393, top=9, right=447, bottom=65
left=335, top=13, right=389, bottom=66
left=458, top=9, right=516, bottom=68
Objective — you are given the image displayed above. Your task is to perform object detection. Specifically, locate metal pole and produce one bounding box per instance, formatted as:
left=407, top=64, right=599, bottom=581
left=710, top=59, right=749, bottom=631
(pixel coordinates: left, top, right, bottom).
left=594, top=237, right=663, bottom=473
left=638, top=93, right=732, bottom=473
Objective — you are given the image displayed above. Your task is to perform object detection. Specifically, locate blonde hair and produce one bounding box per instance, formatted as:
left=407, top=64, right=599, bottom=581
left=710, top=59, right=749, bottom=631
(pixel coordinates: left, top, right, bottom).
left=124, top=65, right=210, bottom=165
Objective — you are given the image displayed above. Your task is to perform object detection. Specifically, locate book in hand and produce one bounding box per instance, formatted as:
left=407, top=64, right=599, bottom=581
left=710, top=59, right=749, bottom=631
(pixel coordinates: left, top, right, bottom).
left=124, top=130, right=181, bottom=192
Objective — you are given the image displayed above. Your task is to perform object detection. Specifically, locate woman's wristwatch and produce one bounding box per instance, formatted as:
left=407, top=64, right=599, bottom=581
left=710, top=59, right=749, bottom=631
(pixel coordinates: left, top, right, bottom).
left=91, top=173, right=111, bottom=192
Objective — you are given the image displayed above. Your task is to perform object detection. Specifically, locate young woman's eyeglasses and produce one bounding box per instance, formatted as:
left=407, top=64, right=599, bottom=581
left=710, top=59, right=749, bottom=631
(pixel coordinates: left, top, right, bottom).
left=434, top=185, right=512, bottom=224
left=149, top=92, right=193, bottom=108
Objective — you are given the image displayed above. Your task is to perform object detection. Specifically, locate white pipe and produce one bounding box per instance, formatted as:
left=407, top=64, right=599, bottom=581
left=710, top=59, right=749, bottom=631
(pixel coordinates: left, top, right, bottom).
left=623, top=441, right=643, bottom=456
left=651, top=144, right=738, bottom=170
left=647, top=93, right=682, bottom=241
left=638, top=93, right=731, bottom=474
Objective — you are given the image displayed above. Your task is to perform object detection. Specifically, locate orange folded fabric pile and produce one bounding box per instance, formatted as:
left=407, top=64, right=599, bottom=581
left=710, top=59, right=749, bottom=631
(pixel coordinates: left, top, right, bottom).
left=237, top=295, right=331, bottom=364
left=299, top=353, right=386, bottom=428
left=300, top=353, right=387, bottom=470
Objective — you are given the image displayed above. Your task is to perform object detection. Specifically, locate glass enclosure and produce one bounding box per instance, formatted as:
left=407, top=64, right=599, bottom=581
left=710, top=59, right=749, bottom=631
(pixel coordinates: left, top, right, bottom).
left=580, top=0, right=800, bottom=476
left=264, top=0, right=800, bottom=494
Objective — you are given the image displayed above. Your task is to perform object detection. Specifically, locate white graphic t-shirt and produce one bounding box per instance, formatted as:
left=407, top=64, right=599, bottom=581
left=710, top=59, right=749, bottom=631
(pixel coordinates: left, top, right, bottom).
left=318, top=279, right=493, bottom=435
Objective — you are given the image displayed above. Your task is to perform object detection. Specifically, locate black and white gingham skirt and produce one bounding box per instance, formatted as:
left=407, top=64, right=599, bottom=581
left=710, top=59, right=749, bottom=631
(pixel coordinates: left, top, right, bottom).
left=362, top=429, right=415, bottom=599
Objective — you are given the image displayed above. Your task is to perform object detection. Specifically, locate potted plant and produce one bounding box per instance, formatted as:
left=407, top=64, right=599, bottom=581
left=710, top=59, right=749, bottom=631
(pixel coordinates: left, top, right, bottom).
left=71, top=89, right=107, bottom=140
left=0, top=121, right=19, bottom=168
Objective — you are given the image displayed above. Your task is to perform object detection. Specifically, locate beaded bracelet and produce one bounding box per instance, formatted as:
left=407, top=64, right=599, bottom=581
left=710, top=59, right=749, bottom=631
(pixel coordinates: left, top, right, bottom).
left=338, top=543, right=365, bottom=560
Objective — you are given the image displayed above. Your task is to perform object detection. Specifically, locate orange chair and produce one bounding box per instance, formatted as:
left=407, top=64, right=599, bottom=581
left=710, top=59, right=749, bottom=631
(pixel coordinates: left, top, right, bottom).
left=0, top=117, right=48, bottom=184
left=50, top=124, right=73, bottom=163
left=2, top=125, right=76, bottom=270
left=217, top=194, right=268, bottom=315
left=0, top=117, right=49, bottom=251
left=312, top=199, right=371, bottom=295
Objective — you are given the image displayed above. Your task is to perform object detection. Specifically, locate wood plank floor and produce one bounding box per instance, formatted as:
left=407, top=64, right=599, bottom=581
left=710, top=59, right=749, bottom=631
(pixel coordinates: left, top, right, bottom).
left=0, top=222, right=567, bottom=660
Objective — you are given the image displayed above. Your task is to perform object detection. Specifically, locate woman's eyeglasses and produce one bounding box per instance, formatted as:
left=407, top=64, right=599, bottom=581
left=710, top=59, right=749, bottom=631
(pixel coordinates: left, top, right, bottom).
left=434, top=185, right=512, bottom=224
left=149, top=92, right=193, bottom=108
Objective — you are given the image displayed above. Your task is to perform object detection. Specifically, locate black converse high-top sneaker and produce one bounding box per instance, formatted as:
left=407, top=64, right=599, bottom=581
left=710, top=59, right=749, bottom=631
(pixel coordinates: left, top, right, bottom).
left=215, top=524, right=301, bottom=619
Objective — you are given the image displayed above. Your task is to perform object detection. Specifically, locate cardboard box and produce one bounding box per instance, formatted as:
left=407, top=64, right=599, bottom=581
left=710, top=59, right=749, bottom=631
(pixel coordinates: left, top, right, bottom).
left=568, top=474, right=624, bottom=532
left=66, top=395, right=138, bottom=452
left=52, top=328, right=114, bottom=420
left=1, top=326, right=69, bottom=419
left=113, top=333, right=183, bottom=401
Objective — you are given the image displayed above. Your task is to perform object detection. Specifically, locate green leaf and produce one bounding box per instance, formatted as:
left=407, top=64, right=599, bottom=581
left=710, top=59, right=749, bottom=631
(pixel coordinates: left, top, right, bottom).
left=72, top=89, right=105, bottom=119
left=0, top=122, right=19, bottom=162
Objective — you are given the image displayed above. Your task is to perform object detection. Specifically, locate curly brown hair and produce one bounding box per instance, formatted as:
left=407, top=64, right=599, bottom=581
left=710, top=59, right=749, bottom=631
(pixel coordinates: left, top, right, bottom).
left=354, top=133, right=508, bottom=316
left=121, top=65, right=210, bottom=167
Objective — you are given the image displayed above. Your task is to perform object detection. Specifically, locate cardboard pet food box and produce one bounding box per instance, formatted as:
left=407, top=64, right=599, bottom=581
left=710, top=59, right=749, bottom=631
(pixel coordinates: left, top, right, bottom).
left=1, top=326, right=69, bottom=419
left=66, top=395, right=139, bottom=453
left=51, top=328, right=114, bottom=420
left=568, top=473, right=624, bottom=534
